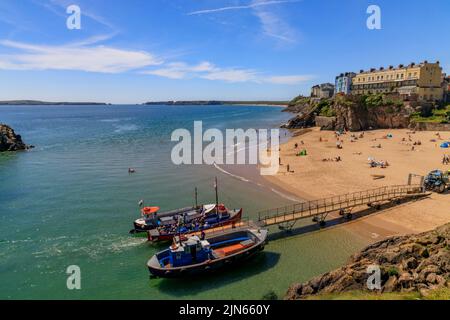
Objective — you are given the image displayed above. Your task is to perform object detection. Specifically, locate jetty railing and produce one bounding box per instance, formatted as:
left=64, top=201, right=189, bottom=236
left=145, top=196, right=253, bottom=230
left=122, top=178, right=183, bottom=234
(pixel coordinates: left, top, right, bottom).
left=257, top=184, right=425, bottom=227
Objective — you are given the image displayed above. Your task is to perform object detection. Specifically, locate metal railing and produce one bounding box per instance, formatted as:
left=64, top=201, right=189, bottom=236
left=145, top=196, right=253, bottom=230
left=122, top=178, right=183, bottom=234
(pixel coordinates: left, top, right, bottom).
left=258, top=184, right=425, bottom=226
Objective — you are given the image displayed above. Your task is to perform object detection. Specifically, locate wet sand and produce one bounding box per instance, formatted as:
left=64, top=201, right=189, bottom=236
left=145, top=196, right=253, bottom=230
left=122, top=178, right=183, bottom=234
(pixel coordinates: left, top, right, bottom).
left=265, top=127, right=450, bottom=242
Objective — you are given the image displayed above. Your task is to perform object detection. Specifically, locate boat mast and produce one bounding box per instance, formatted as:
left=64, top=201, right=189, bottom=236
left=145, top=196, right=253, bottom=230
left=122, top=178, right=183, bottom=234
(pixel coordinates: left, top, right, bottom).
left=194, top=187, right=198, bottom=208
left=214, top=177, right=219, bottom=214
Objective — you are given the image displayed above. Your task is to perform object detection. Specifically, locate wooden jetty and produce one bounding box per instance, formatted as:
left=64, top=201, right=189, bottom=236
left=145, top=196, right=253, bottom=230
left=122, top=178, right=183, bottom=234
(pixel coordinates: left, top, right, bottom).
left=257, top=184, right=428, bottom=230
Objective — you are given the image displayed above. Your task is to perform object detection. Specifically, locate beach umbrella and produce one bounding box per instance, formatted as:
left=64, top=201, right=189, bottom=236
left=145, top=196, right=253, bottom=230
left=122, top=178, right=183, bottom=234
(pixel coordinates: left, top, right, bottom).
left=440, top=142, right=449, bottom=148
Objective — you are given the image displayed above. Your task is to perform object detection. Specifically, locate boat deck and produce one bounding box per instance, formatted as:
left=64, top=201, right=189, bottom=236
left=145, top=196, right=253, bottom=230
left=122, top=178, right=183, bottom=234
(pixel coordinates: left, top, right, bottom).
left=213, top=239, right=255, bottom=258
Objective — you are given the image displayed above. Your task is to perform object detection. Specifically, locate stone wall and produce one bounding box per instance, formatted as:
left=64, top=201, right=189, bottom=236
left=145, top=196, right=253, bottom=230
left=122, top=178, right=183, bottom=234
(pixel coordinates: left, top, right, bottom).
left=410, top=122, right=450, bottom=131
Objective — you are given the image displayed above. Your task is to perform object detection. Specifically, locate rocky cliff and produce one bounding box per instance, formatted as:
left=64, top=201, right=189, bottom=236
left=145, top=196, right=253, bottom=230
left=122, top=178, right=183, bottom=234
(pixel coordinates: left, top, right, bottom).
left=285, top=223, right=450, bottom=299
left=283, top=94, right=420, bottom=132
left=0, top=124, right=33, bottom=152
left=332, top=95, right=412, bottom=131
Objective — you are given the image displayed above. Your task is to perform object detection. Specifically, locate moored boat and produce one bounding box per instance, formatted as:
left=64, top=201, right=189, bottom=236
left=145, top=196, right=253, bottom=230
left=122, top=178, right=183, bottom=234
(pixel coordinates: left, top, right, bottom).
left=146, top=205, right=243, bottom=242
left=131, top=205, right=205, bottom=234
left=147, top=227, right=268, bottom=278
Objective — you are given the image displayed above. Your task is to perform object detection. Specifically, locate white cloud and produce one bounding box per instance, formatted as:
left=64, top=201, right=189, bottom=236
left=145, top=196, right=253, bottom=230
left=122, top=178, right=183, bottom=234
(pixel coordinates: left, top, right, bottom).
left=264, top=75, right=313, bottom=84
left=187, top=0, right=300, bottom=44
left=143, top=61, right=311, bottom=85
left=0, top=40, right=162, bottom=73
left=201, top=68, right=259, bottom=82
left=143, top=61, right=216, bottom=79
left=187, top=0, right=300, bottom=16
left=251, top=0, right=298, bottom=43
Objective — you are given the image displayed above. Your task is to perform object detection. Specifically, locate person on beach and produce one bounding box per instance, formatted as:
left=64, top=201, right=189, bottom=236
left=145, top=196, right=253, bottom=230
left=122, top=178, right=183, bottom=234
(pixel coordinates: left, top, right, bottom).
left=443, top=155, right=450, bottom=165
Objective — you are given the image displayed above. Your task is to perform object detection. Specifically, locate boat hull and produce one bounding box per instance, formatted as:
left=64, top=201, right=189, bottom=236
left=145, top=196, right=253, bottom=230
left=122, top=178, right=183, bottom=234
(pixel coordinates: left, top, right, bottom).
left=147, top=228, right=267, bottom=278
left=147, top=209, right=243, bottom=242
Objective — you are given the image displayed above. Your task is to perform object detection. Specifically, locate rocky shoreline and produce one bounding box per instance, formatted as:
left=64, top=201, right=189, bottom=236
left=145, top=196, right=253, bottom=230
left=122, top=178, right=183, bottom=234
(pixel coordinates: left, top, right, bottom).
left=0, top=124, right=33, bottom=152
left=285, top=223, right=450, bottom=299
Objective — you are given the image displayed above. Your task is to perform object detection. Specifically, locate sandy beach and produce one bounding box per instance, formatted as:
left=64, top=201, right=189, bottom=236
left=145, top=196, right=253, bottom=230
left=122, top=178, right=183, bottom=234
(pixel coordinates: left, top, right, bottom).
left=266, top=127, right=450, bottom=242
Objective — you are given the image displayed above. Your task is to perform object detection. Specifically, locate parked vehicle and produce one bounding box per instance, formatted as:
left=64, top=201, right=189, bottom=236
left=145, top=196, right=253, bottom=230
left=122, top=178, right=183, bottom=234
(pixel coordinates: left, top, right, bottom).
left=424, top=170, right=449, bottom=193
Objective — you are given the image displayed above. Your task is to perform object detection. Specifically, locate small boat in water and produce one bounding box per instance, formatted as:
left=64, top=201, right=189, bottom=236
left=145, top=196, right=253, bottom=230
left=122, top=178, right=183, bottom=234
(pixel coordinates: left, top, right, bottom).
left=147, top=228, right=268, bottom=278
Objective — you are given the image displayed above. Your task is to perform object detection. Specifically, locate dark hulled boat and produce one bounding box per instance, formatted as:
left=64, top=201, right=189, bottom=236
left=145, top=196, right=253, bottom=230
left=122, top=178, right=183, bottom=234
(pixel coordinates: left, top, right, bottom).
left=131, top=205, right=211, bottom=234
left=147, top=228, right=268, bottom=278
left=146, top=205, right=242, bottom=242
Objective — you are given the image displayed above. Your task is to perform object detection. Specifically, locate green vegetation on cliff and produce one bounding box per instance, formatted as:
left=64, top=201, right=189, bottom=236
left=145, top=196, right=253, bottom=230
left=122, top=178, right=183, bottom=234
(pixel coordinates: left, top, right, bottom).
left=411, top=105, right=450, bottom=123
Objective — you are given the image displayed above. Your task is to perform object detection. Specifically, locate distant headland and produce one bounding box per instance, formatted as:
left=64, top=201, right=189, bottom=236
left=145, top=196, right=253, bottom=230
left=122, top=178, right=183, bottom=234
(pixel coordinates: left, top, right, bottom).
left=0, top=100, right=108, bottom=105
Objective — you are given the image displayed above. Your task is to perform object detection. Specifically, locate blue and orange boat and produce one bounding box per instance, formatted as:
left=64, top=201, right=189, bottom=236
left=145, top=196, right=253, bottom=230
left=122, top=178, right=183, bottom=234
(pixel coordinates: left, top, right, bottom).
left=147, top=227, right=268, bottom=278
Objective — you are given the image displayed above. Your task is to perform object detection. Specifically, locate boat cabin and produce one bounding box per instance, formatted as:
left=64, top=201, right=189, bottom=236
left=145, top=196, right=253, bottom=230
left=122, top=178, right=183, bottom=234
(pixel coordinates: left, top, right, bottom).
left=168, top=236, right=211, bottom=267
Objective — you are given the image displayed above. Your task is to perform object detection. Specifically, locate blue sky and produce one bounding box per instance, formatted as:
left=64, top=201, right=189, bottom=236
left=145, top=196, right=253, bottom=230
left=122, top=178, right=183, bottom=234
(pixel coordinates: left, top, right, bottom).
left=0, top=0, right=449, bottom=103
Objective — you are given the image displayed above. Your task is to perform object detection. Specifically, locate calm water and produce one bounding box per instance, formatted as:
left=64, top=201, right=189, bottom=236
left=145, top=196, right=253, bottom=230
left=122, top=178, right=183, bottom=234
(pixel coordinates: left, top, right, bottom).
left=0, top=105, right=368, bottom=299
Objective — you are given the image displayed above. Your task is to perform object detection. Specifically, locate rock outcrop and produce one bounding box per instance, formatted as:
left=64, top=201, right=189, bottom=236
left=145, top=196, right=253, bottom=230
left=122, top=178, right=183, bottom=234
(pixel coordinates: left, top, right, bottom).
left=333, top=100, right=412, bottom=132
left=283, top=95, right=424, bottom=132
left=285, top=223, right=450, bottom=299
left=0, top=124, right=33, bottom=152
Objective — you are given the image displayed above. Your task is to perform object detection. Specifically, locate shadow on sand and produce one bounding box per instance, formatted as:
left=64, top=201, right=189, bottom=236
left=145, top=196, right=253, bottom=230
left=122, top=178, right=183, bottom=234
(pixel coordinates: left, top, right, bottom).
left=268, top=195, right=431, bottom=241
left=153, top=250, right=281, bottom=297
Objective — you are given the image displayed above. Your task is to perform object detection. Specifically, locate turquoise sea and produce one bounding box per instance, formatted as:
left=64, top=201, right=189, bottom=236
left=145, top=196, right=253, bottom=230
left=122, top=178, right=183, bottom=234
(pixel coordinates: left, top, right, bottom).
left=0, top=105, right=369, bottom=299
